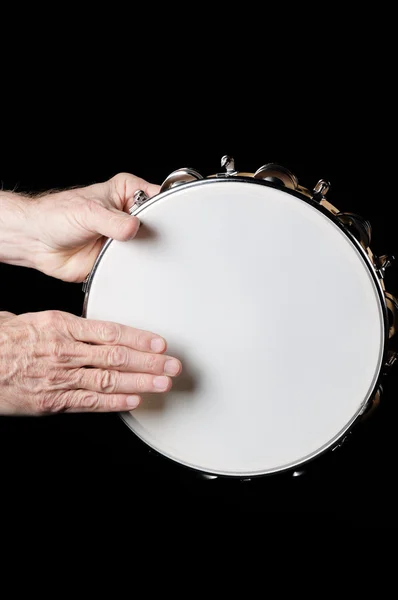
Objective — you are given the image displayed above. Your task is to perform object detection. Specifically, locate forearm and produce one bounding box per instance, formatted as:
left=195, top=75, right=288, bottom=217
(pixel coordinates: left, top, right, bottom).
left=0, top=191, right=36, bottom=268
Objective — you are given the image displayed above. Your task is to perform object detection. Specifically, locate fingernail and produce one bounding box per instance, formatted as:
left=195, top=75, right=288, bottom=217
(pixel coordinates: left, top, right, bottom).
left=164, top=359, right=181, bottom=376
left=153, top=376, right=169, bottom=390
left=126, top=395, right=140, bottom=408
left=151, top=338, right=165, bottom=352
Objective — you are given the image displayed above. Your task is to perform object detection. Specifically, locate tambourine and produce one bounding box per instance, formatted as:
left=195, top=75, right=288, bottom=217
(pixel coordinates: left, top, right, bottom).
left=83, top=157, right=397, bottom=478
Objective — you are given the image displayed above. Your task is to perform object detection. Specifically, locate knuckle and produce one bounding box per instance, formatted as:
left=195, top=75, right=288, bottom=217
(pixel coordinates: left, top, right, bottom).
left=37, top=391, right=67, bottom=414
left=112, top=172, right=131, bottom=181
left=48, top=342, right=73, bottom=363
left=36, top=394, right=51, bottom=413
left=98, top=322, right=120, bottom=344
left=134, top=332, right=147, bottom=350
left=135, top=374, right=147, bottom=392
left=108, top=346, right=129, bottom=368
left=143, top=354, right=158, bottom=372
left=39, top=368, right=83, bottom=399
left=44, top=368, right=65, bottom=384
left=49, top=342, right=65, bottom=359
left=76, top=391, right=100, bottom=410
left=69, top=316, right=86, bottom=340
left=65, top=367, right=85, bottom=387
left=55, top=390, right=101, bottom=412
left=42, top=310, right=65, bottom=326
left=105, top=395, right=119, bottom=410
left=96, top=369, right=117, bottom=393
left=111, top=172, right=134, bottom=193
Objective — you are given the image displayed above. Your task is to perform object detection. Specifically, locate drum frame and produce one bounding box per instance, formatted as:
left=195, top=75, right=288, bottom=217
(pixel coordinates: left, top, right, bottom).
left=82, top=171, right=397, bottom=477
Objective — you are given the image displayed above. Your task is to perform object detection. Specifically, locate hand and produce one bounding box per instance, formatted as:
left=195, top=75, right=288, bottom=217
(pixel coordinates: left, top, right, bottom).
left=0, top=310, right=181, bottom=415
left=24, top=172, right=159, bottom=282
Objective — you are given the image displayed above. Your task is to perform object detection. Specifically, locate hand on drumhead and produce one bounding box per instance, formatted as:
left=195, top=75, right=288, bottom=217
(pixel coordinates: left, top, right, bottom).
left=0, top=173, right=159, bottom=283
left=0, top=310, right=181, bottom=415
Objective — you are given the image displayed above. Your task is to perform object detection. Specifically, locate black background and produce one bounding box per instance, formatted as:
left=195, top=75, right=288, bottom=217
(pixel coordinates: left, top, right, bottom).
left=1, top=78, right=397, bottom=533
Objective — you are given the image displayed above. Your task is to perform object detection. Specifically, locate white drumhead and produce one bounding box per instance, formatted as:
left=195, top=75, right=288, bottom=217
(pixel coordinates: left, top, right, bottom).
left=85, top=180, right=385, bottom=476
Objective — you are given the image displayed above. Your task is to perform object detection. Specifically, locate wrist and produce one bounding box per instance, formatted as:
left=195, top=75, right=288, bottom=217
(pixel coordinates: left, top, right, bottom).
left=0, top=191, right=36, bottom=268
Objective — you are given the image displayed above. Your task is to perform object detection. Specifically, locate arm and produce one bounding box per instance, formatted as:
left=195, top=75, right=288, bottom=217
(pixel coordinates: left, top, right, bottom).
left=0, top=190, right=36, bottom=269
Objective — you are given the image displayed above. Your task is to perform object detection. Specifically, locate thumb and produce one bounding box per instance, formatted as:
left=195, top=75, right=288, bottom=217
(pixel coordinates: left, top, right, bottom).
left=86, top=203, right=140, bottom=241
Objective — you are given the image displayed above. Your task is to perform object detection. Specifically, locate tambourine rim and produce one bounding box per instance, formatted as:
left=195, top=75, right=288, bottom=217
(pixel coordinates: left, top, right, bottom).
left=82, top=176, right=390, bottom=479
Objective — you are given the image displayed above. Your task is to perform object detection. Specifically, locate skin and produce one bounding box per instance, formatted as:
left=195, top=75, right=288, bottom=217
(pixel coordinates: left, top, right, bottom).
left=0, top=173, right=182, bottom=415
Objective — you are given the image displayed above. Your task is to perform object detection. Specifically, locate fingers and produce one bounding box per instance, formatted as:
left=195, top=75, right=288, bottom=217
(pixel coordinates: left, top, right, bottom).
left=62, top=342, right=181, bottom=375
left=41, top=363, right=178, bottom=414
left=65, top=368, right=174, bottom=395
left=131, top=178, right=160, bottom=199
left=46, top=367, right=176, bottom=413
left=108, top=173, right=160, bottom=215
left=46, top=390, right=143, bottom=413
left=41, top=313, right=182, bottom=414
left=86, top=172, right=160, bottom=205
left=51, top=312, right=181, bottom=373
left=88, top=347, right=182, bottom=375
left=55, top=333, right=181, bottom=375
left=69, top=316, right=168, bottom=354
left=110, top=172, right=160, bottom=204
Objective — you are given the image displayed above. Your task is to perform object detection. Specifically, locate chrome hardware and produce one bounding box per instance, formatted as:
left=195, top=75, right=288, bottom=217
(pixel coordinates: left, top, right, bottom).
left=384, top=351, right=398, bottom=372
left=292, top=470, right=305, bottom=477
left=159, top=168, right=203, bottom=193
left=377, top=255, right=395, bottom=278
left=331, top=433, right=350, bottom=451
left=336, top=212, right=372, bottom=248
left=82, top=272, right=90, bottom=293
left=360, top=387, right=383, bottom=419
left=253, top=163, right=298, bottom=190
left=313, top=179, right=330, bottom=198
left=220, top=155, right=237, bottom=175
left=129, top=190, right=149, bottom=214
